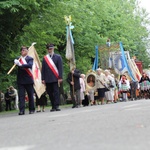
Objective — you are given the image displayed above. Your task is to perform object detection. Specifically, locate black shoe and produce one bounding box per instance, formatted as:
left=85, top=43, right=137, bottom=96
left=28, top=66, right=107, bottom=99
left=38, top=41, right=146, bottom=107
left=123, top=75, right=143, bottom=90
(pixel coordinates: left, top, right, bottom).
left=50, top=109, right=56, bottom=112
left=18, top=112, right=25, bottom=115
left=72, top=105, right=76, bottom=108
left=56, top=108, right=61, bottom=111
left=29, top=111, right=35, bottom=114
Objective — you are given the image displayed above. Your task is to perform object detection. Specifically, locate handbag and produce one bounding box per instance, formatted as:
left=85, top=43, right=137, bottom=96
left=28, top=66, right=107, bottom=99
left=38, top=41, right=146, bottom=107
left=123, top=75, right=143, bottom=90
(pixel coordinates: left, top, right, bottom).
left=94, top=91, right=98, bottom=96
left=104, top=84, right=110, bottom=91
left=109, top=84, right=114, bottom=88
left=109, top=80, right=114, bottom=88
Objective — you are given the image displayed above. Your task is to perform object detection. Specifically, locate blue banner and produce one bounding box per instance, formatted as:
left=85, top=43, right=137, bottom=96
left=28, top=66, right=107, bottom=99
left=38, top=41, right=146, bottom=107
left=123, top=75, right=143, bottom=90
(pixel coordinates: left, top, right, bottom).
left=120, top=42, right=135, bottom=81
left=92, top=46, right=99, bottom=71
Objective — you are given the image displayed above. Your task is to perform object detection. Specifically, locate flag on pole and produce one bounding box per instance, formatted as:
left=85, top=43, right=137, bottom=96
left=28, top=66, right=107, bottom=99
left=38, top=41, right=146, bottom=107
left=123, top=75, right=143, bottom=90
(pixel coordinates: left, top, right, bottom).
left=92, top=46, right=99, bottom=71
left=28, top=43, right=45, bottom=98
left=119, top=42, right=135, bottom=81
left=128, top=58, right=141, bottom=81
left=65, top=16, right=76, bottom=70
left=109, top=42, right=141, bottom=81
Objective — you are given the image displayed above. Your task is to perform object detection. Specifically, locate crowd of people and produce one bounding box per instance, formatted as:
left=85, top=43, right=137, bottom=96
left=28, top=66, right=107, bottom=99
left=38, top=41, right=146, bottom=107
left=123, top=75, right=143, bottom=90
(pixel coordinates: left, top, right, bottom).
left=0, top=87, right=48, bottom=112
left=69, top=68, right=150, bottom=108
left=1, top=69, right=147, bottom=113
left=0, top=86, right=18, bottom=111
left=0, top=43, right=150, bottom=115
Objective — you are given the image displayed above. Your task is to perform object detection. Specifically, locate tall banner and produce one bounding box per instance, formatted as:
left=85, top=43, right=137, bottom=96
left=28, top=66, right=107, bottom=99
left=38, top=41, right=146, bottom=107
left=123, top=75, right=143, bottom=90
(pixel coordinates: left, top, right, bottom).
left=65, top=16, right=75, bottom=70
left=119, top=42, right=135, bottom=81
left=28, top=43, right=45, bottom=98
left=128, top=58, right=141, bottom=81
left=109, top=42, right=141, bottom=81
left=92, top=46, right=99, bottom=71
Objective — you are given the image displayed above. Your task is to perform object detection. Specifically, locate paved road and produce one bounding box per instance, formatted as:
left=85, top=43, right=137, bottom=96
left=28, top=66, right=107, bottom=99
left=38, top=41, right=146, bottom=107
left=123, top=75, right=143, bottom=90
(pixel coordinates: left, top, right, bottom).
left=0, top=99, right=150, bottom=150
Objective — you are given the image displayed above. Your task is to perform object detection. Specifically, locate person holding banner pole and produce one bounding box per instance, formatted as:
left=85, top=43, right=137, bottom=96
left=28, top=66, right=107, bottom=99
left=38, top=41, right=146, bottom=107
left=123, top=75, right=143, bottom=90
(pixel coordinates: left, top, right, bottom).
left=14, top=46, right=35, bottom=115
left=41, top=43, right=63, bottom=112
left=67, top=68, right=84, bottom=108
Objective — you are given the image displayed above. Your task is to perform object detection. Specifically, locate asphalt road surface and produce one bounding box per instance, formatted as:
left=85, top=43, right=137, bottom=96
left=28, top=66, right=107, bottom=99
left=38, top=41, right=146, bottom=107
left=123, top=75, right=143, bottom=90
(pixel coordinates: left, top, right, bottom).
left=0, top=99, right=150, bottom=150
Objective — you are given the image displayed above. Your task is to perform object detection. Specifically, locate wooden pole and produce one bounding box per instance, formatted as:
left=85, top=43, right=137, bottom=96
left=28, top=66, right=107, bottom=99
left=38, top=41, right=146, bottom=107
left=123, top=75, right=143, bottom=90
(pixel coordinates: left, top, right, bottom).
left=72, top=73, right=75, bottom=97
left=7, top=64, right=17, bottom=75
left=7, top=57, right=21, bottom=75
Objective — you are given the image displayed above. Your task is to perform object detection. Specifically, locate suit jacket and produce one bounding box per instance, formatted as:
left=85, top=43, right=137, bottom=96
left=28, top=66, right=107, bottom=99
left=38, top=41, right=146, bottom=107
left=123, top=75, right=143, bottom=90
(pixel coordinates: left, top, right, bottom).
left=41, top=54, right=63, bottom=83
left=67, top=69, right=81, bottom=91
left=17, top=56, right=34, bottom=84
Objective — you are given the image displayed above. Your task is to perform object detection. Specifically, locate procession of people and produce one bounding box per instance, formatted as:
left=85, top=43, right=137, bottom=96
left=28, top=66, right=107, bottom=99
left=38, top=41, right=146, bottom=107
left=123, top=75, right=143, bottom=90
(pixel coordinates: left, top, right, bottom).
left=1, top=43, right=150, bottom=115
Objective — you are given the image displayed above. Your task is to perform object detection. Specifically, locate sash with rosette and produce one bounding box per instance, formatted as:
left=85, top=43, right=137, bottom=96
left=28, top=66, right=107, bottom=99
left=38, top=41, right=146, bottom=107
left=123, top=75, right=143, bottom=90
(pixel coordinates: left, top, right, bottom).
left=44, top=54, right=59, bottom=79
left=19, top=57, right=33, bottom=78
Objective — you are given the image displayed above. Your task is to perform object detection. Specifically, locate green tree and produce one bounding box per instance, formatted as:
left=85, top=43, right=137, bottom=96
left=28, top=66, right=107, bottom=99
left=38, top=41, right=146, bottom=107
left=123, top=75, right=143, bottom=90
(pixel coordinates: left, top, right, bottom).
left=0, top=0, right=50, bottom=90
left=0, top=0, right=150, bottom=91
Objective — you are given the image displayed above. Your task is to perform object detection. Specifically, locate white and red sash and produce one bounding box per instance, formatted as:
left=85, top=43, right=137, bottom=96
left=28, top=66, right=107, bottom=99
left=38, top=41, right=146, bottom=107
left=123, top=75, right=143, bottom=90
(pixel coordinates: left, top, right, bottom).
left=44, top=54, right=59, bottom=79
left=19, top=56, right=33, bottom=78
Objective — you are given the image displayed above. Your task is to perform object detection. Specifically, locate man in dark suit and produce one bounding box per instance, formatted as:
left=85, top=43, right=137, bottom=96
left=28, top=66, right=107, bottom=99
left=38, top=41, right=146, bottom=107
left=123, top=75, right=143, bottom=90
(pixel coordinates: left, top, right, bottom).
left=41, top=43, right=63, bottom=112
left=14, top=46, right=35, bottom=115
left=67, top=68, right=84, bottom=108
